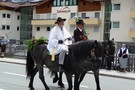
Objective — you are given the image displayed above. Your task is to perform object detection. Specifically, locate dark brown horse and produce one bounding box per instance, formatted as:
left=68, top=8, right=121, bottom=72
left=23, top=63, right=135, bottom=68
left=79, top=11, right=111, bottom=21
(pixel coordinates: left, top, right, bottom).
left=26, top=40, right=103, bottom=90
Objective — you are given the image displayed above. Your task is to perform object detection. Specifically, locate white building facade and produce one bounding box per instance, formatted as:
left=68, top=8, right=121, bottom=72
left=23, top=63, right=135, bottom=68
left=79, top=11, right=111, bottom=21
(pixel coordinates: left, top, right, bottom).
left=110, top=0, right=135, bottom=42
left=0, top=10, right=20, bottom=43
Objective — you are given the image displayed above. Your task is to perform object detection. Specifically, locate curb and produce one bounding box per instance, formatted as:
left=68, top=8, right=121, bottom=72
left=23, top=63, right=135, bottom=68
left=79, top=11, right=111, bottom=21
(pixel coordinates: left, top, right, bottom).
left=0, top=59, right=135, bottom=80
left=0, top=60, right=25, bottom=65
left=87, top=71, right=135, bottom=80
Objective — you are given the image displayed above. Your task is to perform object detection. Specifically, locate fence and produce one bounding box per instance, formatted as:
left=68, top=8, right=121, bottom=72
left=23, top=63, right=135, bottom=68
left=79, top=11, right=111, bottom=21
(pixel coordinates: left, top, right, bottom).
left=6, top=45, right=27, bottom=59
left=4, top=45, right=135, bottom=72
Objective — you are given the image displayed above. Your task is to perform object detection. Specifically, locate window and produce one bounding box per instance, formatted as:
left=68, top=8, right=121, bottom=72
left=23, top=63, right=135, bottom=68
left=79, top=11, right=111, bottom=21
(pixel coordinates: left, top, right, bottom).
left=73, top=0, right=77, bottom=5
left=95, top=12, right=100, bottom=18
left=60, top=0, right=63, bottom=6
left=3, top=14, right=6, bottom=18
left=112, top=22, right=120, bottom=28
left=17, top=27, right=19, bottom=31
left=37, top=27, right=40, bottom=31
left=7, top=14, right=10, bottom=18
left=57, top=0, right=60, bottom=6
left=71, top=13, right=76, bottom=18
left=94, top=26, right=99, bottom=32
left=81, top=13, right=86, bottom=19
left=53, top=0, right=57, bottom=6
left=2, top=25, right=5, bottom=30
left=113, top=4, right=121, bottom=10
left=47, top=27, right=50, bottom=31
left=65, top=0, right=69, bottom=6
left=7, top=25, right=10, bottom=30
left=17, top=15, right=20, bottom=20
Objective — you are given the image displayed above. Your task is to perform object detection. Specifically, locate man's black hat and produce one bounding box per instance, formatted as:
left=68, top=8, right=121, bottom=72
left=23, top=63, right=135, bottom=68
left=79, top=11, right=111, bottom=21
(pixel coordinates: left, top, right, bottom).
left=76, top=19, right=85, bottom=25
left=55, top=17, right=66, bottom=24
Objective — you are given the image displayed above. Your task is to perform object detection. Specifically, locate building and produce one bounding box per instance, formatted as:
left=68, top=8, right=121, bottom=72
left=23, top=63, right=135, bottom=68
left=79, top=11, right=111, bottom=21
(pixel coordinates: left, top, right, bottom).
left=32, top=0, right=107, bottom=41
left=1, top=0, right=135, bottom=44
left=0, top=2, right=20, bottom=44
left=110, top=0, right=135, bottom=42
left=0, top=1, right=37, bottom=44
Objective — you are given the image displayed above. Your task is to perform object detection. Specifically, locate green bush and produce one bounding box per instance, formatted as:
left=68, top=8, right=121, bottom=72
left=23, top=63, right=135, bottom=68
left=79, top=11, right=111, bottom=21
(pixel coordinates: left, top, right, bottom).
left=26, top=36, right=48, bottom=52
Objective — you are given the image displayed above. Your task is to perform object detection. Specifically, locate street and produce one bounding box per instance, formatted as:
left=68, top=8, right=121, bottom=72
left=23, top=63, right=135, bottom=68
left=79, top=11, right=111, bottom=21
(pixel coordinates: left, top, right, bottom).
left=0, top=62, right=135, bottom=90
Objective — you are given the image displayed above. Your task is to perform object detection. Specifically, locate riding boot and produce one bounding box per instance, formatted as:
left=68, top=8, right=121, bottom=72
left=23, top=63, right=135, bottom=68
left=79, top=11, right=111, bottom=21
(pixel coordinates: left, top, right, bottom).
left=59, top=65, right=65, bottom=72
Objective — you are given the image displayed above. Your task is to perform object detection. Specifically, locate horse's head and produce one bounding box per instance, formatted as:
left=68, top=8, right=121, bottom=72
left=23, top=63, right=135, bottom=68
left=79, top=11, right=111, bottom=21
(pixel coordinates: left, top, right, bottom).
left=69, top=40, right=103, bottom=61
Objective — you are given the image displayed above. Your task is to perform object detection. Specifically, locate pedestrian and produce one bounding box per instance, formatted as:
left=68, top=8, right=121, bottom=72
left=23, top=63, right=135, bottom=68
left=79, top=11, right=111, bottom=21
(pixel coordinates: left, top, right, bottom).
left=73, top=19, right=88, bottom=42
left=0, top=35, right=9, bottom=57
left=117, top=44, right=129, bottom=72
left=47, top=17, right=72, bottom=72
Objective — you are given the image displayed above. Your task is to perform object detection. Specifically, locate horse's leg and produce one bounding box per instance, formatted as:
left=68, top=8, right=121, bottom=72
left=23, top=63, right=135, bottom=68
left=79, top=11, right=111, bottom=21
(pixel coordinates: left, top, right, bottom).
left=28, top=66, right=38, bottom=90
left=38, top=66, right=49, bottom=90
left=78, top=71, right=86, bottom=86
left=93, top=69, right=101, bottom=90
left=58, top=72, right=65, bottom=88
left=65, top=72, right=73, bottom=90
left=74, top=74, right=80, bottom=90
left=53, top=72, right=59, bottom=83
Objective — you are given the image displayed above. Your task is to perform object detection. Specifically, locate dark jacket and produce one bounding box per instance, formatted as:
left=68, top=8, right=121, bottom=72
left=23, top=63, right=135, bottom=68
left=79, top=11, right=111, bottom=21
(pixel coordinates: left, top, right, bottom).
left=74, top=28, right=85, bottom=42
left=118, top=48, right=128, bottom=58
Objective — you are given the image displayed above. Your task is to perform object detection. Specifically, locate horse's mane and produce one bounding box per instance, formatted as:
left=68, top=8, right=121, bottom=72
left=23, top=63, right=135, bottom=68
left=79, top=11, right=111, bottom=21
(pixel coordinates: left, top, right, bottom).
left=69, top=40, right=95, bottom=60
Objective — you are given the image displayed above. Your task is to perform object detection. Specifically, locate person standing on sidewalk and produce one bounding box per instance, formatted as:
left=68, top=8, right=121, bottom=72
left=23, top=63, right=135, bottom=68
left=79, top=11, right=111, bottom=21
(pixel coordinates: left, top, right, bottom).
left=117, top=44, right=129, bottom=72
left=0, top=35, right=9, bottom=57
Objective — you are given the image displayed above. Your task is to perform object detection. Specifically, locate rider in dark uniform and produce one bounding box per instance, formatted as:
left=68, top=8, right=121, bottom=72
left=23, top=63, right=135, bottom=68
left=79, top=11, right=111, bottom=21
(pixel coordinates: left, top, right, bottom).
left=74, top=19, right=87, bottom=42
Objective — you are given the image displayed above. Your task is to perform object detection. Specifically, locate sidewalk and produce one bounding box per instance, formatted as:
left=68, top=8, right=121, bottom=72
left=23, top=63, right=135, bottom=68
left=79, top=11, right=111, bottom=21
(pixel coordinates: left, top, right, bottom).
left=0, top=57, right=135, bottom=80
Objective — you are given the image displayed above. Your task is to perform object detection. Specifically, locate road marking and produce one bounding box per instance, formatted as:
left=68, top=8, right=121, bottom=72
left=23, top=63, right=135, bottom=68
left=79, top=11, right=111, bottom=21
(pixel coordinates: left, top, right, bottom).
left=3, top=72, right=26, bottom=77
left=0, top=89, right=4, bottom=90
left=63, top=82, right=89, bottom=88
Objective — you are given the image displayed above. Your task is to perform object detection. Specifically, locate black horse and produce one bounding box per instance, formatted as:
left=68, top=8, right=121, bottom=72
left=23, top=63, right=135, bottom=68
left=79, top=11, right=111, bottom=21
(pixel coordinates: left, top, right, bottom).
left=26, top=40, right=103, bottom=90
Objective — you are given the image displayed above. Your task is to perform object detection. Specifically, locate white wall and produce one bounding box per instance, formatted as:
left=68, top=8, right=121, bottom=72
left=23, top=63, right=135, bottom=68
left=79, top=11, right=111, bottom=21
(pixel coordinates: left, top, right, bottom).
left=0, top=10, right=20, bottom=40
left=110, top=0, right=135, bottom=42
left=33, top=25, right=54, bottom=39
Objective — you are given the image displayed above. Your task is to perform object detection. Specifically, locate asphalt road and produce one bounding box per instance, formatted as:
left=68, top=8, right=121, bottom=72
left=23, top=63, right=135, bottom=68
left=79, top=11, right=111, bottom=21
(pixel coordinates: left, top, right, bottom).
left=0, top=62, right=135, bottom=90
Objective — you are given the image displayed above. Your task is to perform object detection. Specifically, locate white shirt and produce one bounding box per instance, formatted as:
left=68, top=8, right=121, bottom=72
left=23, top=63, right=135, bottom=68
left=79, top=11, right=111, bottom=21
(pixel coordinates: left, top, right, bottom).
left=77, top=27, right=83, bottom=32
left=117, top=47, right=129, bottom=56
left=47, top=25, right=72, bottom=55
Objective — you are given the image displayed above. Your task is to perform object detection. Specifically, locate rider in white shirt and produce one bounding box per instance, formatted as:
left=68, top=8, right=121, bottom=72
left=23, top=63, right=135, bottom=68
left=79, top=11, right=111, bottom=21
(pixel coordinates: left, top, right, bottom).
left=47, top=17, right=72, bottom=72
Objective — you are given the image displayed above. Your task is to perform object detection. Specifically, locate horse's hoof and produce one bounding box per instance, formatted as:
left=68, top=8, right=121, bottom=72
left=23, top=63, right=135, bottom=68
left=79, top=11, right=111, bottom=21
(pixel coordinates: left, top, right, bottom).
left=29, top=87, right=34, bottom=90
left=58, top=83, right=65, bottom=88
left=58, top=81, right=65, bottom=88
left=53, top=78, right=58, bottom=83
left=46, top=88, right=50, bottom=90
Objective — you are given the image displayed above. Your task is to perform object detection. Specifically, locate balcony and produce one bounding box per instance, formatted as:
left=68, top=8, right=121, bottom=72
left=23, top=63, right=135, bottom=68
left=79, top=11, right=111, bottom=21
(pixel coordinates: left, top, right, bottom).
left=69, top=12, right=101, bottom=25
left=68, top=18, right=101, bottom=25
left=31, top=13, right=57, bottom=25
left=129, top=28, right=135, bottom=38
left=129, top=9, right=135, bottom=18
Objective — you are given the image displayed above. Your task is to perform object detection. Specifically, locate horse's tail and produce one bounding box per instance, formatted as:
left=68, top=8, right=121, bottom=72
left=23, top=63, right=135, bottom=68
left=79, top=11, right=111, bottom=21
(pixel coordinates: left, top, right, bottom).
left=26, top=51, right=35, bottom=79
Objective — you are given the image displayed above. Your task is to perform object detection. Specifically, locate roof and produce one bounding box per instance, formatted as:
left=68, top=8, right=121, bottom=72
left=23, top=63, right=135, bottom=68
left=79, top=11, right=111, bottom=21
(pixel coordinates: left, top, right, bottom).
left=0, top=1, right=38, bottom=9
left=36, top=0, right=110, bottom=6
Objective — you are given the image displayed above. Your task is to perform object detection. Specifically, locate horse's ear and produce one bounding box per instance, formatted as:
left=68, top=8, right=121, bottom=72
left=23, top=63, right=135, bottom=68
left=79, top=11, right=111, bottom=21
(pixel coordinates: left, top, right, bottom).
left=94, top=40, right=98, bottom=46
left=107, top=38, right=110, bottom=42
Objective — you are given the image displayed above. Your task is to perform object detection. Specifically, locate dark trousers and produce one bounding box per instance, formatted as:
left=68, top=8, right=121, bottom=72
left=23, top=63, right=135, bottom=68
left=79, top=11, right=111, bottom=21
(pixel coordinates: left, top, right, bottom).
left=107, top=56, right=114, bottom=70
left=1, top=44, right=6, bottom=52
